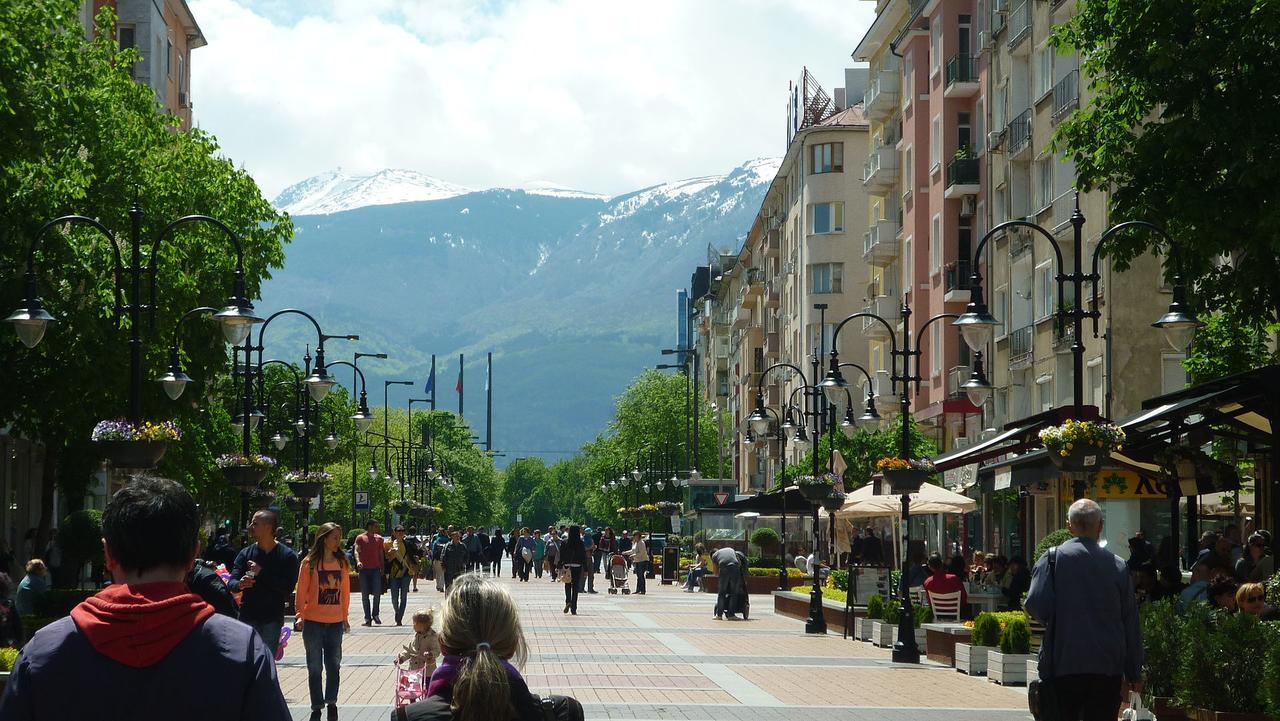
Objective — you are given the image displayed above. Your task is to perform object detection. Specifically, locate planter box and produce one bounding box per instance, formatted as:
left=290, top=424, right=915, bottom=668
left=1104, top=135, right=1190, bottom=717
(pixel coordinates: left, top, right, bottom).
left=772, top=590, right=857, bottom=633
left=95, top=440, right=168, bottom=469
left=914, top=628, right=928, bottom=654
left=871, top=620, right=896, bottom=647
left=1047, top=445, right=1105, bottom=472
left=855, top=617, right=874, bottom=641
left=1195, top=711, right=1274, bottom=721
left=798, top=483, right=834, bottom=501
left=1151, top=698, right=1191, bottom=721
left=1025, top=658, right=1038, bottom=684
left=986, top=650, right=1035, bottom=685
left=955, top=643, right=989, bottom=676
left=884, top=468, right=929, bottom=493
left=923, top=623, right=971, bottom=666
left=701, top=574, right=808, bottom=594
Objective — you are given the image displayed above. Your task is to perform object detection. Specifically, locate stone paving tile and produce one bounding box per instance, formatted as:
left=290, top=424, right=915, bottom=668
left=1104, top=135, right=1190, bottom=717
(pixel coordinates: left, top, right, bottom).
left=732, top=665, right=1028, bottom=708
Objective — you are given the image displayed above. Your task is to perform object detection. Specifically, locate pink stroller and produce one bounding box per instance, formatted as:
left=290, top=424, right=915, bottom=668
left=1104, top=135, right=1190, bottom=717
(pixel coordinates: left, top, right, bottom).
left=393, top=661, right=428, bottom=708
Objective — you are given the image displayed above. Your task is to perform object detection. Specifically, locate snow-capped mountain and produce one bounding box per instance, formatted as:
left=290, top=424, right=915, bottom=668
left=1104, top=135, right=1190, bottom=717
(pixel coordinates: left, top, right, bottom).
left=273, top=169, right=473, bottom=215
left=262, top=158, right=780, bottom=464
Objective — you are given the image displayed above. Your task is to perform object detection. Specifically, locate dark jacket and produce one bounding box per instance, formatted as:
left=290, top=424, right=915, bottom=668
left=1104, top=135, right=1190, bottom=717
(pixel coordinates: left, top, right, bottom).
left=229, top=542, right=300, bottom=625
left=442, top=542, right=468, bottom=578
left=0, top=600, right=22, bottom=648
left=558, top=539, right=587, bottom=567
left=0, top=614, right=289, bottom=720
left=394, top=676, right=581, bottom=721
left=186, top=560, right=240, bottom=619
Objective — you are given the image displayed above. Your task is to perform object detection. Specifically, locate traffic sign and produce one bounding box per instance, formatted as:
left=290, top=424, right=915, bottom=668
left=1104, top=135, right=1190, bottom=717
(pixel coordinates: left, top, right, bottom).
left=354, top=491, right=370, bottom=511
left=713, top=492, right=730, bottom=506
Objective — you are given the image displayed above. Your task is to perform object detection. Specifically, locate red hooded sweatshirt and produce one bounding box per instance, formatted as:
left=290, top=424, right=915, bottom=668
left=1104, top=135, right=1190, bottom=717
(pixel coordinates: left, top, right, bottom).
left=69, top=581, right=214, bottom=668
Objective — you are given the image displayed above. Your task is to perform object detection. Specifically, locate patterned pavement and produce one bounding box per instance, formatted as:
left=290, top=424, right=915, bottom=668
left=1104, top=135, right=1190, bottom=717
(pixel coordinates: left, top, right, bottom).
left=278, top=562, right=1031, bottom=720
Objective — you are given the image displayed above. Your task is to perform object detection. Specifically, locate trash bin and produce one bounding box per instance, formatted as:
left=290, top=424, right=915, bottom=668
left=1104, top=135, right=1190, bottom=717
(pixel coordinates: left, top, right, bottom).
left=662, top=545, right=680, bottom=584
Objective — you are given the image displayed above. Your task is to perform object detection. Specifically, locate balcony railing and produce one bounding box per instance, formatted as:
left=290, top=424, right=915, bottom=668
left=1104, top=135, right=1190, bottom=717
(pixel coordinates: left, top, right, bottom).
left=1008, top=2, right=1031, bottom=49
left=1051, top=70, right=1080, bottom=125
left=1053, top=318, right=1076, bottom=352
left=946, top=158, right=980, bottom=189
left=945, top=53, right=978, bottom=87
left=947, top=365, right=972, bottom=399
left=1009, top=325, right=1033, bottom=363
left=1007, top=109, right=1032, bottom=157
left=944, top=260, right=973, bottom=293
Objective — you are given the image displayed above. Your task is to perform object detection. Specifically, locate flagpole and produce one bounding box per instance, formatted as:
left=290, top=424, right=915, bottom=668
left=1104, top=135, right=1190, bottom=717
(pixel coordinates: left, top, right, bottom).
left=458, top=353, right=464, bottom=419
left=486, top=351, right=493, bottom=453
left=429, top=354, right=436, bottom=410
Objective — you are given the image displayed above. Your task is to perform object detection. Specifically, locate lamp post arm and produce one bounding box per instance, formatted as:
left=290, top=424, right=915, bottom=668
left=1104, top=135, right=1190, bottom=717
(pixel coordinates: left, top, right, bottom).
left=968, top=218, right=1065, bottom=286
left=755, top=362, right=810, bottom=395
left=26, top=215, right=127, bottom=309
left=166, top=305, right=217, bottom=356
left=1090, top=220, right=1175, bottom=336
left=830, top=312, right=898, bottom=353
left=325, top=360, right=367, bottom=394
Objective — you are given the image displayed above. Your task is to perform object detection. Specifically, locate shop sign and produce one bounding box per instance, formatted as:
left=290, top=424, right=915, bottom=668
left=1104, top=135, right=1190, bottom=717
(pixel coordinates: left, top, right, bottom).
left=1080, top=469, right=1171, bottom=500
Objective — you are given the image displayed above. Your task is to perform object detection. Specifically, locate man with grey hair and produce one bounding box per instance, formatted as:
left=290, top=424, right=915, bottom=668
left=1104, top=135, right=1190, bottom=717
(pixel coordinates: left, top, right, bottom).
left=1025, top=498, right=1143, bottom=721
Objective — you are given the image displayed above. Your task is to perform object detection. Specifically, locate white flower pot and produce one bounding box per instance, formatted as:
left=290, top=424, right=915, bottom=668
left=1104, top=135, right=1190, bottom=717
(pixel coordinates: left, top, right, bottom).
left=1025, top=658, right=1039, bottom=684
left=855, top=617, right=874, bottom=641
left=955, top=643, right=988, bottom=676
left=914, top=628, right=927, bottom=653
left=871, top=620, right=896, bottom=647
left=986, top=650, right=1036, bottom=685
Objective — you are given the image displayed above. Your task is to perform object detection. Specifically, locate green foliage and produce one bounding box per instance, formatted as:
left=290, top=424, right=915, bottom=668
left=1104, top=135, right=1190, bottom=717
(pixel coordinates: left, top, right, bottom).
left=999, top=617, right=1032, bottom=655
left=1051, top=0, right=1280, bottom=324
left=1140, top=599, right=1184, bottom=698
left=1175, top=604, right=1272, bottom=713
left=777, top=414, right=937, bottom=489
left=1182, top=311, right=1274, bottom=385
left=827, top=569, right=849, bottom=592
left=1034, top=529, right=1074, bottom=564
left=57, top=510, right=103, bottom=583
left=0, top=1, right=291, bottom=533
left=746, top=567, right=801, bottom=578
left=883, top=596, right=901, bottom=623
left=972, top=612, right=1003, bottom=647
left=0, top=647, right=18, bottom=670
left=914, top=603, right=933, bottom=626
left=346, top=529, right=361, bottom=546
left=750, top=527, right=780, bottom=552
left=866, top=593, right=884, bottom=620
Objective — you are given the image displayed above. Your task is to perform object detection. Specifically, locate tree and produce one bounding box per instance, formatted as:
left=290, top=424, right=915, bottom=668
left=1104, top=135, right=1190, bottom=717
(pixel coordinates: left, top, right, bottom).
left=777, top=414, right=938, bottom=489
left=0, top=3, right=291, bottom=546
left=1052, top=1, right=1280, bottom=323
left=1181, top=311, right=1273, bottom=385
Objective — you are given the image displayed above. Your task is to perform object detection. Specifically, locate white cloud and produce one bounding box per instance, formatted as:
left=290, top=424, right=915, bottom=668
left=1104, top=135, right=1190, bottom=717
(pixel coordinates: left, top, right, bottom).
left=189, top=0, right=875, bottom=197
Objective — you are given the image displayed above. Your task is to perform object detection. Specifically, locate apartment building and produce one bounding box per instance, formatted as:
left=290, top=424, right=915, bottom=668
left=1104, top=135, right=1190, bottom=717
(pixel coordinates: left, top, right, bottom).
left=81, top=0, right=206, bottom=128
left=854, top=0, right=1178, bottom=557
left=692, top=70, right=872, bottom=494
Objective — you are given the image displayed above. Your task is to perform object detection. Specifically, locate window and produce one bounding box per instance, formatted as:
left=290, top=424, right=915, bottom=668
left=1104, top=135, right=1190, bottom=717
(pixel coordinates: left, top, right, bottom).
left=1036, top=263, right=1054, bottom=319
left=904, top=52, right=914, bottom=105
left=904, top=147, right=913, bottom=194
left=975, top=99, right=985, bottom=154
left=119, top=26, right=136, bottom=50
left=1161, top=353, right=1187, bottom=394
left=931, top=322, right=942, bottom=376
left=810, top=202, right=845, bottom=234
left=994, top=287, right=1008, bottom=337
left=959, top=15, right=972, bottom=55
left=809, top=142, right=843, bottom=174
left=809, top=263, right=844, bottom=294
left=1088, top=357, right=1104, bottom=408
left=808, top=324, right=837, bottom=354
left=1037, top=375, right=1054, bottom=412
left=931, top=116, right=941, bottom=170
left=995, top=187, right=1008, bottom=223
left=931, top=214, right=941, bottom=272
left=166, top=38, right=173, bottom=77
left=958, top=112, right=972, bottom=151
left=1037, top=157, right=1054, bottom=210
left=931, top=19, right=943, bottom=75
left=1034, top=45, right=1053, bottom=99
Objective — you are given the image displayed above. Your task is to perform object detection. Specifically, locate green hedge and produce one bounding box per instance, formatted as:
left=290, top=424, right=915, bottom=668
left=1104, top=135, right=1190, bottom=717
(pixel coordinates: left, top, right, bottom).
left=0, top=647, right=17, bottom=671
left=1000, top=617, right=1032, bottom=654
left=866, top=594, right=885, bottom=620
left=746, top=567, right=802, bottom=578
left=828, top=569, right=849, bottom=592
left=1034, top=529, right=1073, bottom=564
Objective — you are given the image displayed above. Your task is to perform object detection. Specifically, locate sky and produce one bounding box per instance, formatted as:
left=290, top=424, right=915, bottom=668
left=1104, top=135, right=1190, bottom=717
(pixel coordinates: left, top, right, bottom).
left=188, top=0, right=876, bottom=198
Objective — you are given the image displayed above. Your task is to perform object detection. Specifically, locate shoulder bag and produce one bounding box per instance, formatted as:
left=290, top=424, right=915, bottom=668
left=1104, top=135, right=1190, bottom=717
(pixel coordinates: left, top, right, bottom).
left=1028, top=547, right=1060, bottom=721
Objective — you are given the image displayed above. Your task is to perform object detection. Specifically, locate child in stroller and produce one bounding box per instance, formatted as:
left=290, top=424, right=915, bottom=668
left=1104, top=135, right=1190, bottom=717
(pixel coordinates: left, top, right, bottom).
left=607, top=553, right=631, bottom=595
left=394, top=607, right=440, bottom=707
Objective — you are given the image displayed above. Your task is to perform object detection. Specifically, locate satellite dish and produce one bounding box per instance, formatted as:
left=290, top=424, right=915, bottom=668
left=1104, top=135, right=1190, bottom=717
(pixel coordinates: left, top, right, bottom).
left=794, top=555, right=810, bottom=574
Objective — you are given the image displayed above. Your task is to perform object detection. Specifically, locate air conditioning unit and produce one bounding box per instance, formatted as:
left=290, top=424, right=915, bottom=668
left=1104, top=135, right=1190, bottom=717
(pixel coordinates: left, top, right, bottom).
left=960, top=195, right=977, bottom=217
left=987, top=129, right=1005, bottom=149
left=977, top=31, right=990, bottom=50
left=178, top=91, right=189, bottom=108
left=783, top=261, right=796, bottom=275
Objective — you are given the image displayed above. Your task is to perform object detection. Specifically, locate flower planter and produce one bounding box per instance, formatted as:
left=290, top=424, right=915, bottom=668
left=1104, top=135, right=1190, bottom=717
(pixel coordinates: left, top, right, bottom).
left=392, top=503, right=413, bottom=515
left=288, top=481, right=324, bottom=498
left=282, top=496, right=309, bottom=513
left=222, top=465, right=270, bottom=487
left=854, top=617, right=874, bottom=641
left=1047, top=445, right=1106, bottom=472
left=799, top=483, right=834, bottom=502
left=883, top=468, right=929, bottom=493
left=914, top=628, right=927, bottom=653
left=245, top=491, right=276, bottom=510
left=94, top=440, right=169, bottom=470
left=986, top=650, right=1035, bottom=685
left=871, top=620, right=897, bottom=647
left=955, top=643, right=989, bottom=675
left=1025, top=658, right=1038, bottom=684
left=1151, top=698, right=1191, bottom=721
left=820, top=496, right=845, bottom=512
left=922, top=623, right=972, bottom=666
left=409, top=508, right=432, bottom=520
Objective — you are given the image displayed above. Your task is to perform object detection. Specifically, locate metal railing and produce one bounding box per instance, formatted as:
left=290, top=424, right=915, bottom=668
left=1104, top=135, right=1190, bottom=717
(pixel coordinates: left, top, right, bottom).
left=1051, top=70, right=1080, bottom=125
left=1008, top=2, right=1031, bottom=48
left=946, top=157, right=980, bottom=189
left=1009, top=325, right=1033, bottom=363
left=946, top=53, right=978, bottom=87
left=945, top=260, right=973, bottom=293
left=1007, top=109, right=1032, bottom=156
left=947, top=365, right=972, bottom=399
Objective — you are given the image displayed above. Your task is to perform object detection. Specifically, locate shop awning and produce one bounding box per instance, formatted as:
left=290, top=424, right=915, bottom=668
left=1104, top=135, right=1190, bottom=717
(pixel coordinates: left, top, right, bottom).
left=702, top=487, right=810, bottom=514
left=933, top=422, right=1048, bottom=472
left=836, top=481, right=978, bottom=518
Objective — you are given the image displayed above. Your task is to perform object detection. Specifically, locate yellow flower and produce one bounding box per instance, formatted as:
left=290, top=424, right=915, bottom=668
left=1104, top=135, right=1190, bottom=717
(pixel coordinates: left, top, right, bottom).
left=1060, top=450, right=1069, bottom=457
left=1065, top=443, right=1073, bottom=450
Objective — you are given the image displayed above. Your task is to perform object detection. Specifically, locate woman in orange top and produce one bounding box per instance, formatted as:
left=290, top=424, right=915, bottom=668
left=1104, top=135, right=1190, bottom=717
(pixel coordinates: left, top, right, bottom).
left=295, top=522, right=351, bottom=721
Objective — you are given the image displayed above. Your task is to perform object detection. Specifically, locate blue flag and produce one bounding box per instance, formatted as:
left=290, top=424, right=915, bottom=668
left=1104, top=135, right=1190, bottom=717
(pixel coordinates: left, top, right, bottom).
left=425, top=358, right=436, bottom=395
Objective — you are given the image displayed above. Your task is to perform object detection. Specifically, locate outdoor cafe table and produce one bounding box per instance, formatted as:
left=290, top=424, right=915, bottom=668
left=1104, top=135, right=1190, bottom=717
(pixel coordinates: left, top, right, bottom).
left=966, top=584, right=1002, bottom=613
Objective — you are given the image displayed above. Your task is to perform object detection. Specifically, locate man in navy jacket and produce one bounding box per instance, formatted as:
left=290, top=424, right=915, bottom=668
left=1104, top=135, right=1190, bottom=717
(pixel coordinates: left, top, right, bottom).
left=0, top=477, right=290, bottom=720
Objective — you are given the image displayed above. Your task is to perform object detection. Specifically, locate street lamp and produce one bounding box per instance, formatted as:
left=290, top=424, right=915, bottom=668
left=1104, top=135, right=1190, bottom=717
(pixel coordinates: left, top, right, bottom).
left=271, top=432, right=288, bottom=451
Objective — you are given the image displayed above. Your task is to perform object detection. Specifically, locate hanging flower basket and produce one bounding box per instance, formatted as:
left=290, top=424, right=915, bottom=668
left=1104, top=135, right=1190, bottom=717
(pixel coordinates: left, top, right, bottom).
left=245, top=488, right=276, bottom=509
left=1039, top=420, right=1124, bottom=472
left=656, top=501, right=682, bottom=516
left=409, top=504, right=438, bottom=520
left=91, top=420, right=181, bottom=469
left=285, top=471, right=329, bottom=499
left=875, top=457, right=936, bottom=493
left=820, top=491, right=848, bottom=513
left=392, top=500, right=414, bottom=515
left=282, top=496, right=309, bottom=513
left=796, top=474, right=839, bottom=501
left=216, top=453, right=276, bottom=487
left=637, top=504, right=659, bottom=518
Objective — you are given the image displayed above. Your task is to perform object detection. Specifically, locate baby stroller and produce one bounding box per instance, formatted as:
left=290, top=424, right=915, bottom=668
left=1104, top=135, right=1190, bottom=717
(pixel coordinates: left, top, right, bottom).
left=607, top=553, right=631, bottom=595
left=393, top=660, right=428, bottom=708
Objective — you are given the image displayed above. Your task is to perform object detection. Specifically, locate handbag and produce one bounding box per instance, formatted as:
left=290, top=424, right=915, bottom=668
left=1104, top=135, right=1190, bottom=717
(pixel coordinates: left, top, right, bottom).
left=559, top=566, right=573, bottom=584
left=1028, top=547, right=1059, bottom=721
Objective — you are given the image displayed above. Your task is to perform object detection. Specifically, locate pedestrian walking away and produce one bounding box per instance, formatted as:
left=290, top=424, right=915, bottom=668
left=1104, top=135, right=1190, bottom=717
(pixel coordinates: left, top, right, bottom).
left=442, top=531, right=468, bottom=592
left=393, top=573, right=583, bottom=721
left=506, top=530, right=519, bottom=578
left=386, top=525, right=417, bottom=625
left=355, top=520, right=387, bottom=626
left=543, top=528, right=561, bottom=584
left=0, top=477, right=290, bottom=720
left=462, top=527, right=483, bottom=573
left=532, top=531, right=546, bottom=579
left=1025, top=498, right=1143, bottom=721
left=231, top=509, right=300, bottom=657
left=296, top=522, right=352, bottom=721
left=488, top=529, right=506, bottom=576
left=582, top=527, right=598, bottom=593
left=431, top=528, right=450, bottom=593
left=559, top=526, right=587, bottom=614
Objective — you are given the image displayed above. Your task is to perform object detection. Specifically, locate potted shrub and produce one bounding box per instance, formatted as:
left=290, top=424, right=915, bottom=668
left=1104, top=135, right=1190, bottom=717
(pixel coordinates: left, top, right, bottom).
left=820, top=490, right=847, bottom=513
left=1038, top=419, right=1125, bottom=472
left=872, top=597, right=901, bottom=647
left=285, top=470, right=329, bottom=499
left=91, top=419, right=181, bottom=469
left=750, top=527, right=780, bottom=558
left=1176, top=604, right=1275, bottom=721
left=957, top=612, right=1001, bottom=675
left=216, top=453, right=277, bottom=487
left=637, top=503, right=659, bottom=517
left=1140, top=599, right=1190, bottom=721
left=874, top=457, right=936, bottom=493
left=987, top=616, right=1034, bottom=685
left=914, top=603, right=933, bottom=652
left=858, top=593, right=883, bottom=641
left=795, top=473, right=839, bottom=501
left=0, top=646, right=17, bottom=693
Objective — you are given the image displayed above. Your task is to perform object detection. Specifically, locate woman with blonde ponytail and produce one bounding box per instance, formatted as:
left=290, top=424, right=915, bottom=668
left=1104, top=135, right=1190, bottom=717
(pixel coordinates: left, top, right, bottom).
left=393, top=573, right=582, bottom=721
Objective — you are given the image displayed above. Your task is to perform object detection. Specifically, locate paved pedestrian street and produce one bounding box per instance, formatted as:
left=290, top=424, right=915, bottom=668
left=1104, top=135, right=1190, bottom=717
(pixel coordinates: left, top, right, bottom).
left=277, top=563, right=1031, bottom=720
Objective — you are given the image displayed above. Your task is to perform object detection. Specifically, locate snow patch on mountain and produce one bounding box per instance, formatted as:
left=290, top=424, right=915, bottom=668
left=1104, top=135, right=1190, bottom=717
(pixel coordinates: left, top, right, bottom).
left=274, top=169, right=473, bottom=215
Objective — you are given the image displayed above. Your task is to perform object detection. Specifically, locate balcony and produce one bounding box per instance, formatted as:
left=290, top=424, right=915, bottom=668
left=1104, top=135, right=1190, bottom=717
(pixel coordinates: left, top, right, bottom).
left=863, top=219, right=901, bottom=266
left=944, top=54, right=979, bottom=98
left=744, top=267, right=765, bottom=299
left=732, top=305, right=751, bottom=330
left=863, top=68, right=900, bottom=123
left=765, top=228, right=781, bottom=258
left=944, top=260, right=973, bottom=303
left=1051, top=70, right=1079, bottom=126
left=1053, top=319, right=1076, bottom=354
left=1008, top=1, right=1032, bottom=54
left=1009, top=325, right=1034, bottom=368
left=944, top=158, right=981, bottom=199
left=765, top=331, right=780, bottom=359
left=947, top=365, right=972, bottom=400
left=862, top=296, right=901, bottom=340
left=862, top=145, right=899, bottom=191
left=1051, top=191, right=1075, bottom=233
left=765, top=279, right=781, bottom=308
left=885, top=116, right=903, bottom=148
left=1007, top=109, right=1032, bottom=159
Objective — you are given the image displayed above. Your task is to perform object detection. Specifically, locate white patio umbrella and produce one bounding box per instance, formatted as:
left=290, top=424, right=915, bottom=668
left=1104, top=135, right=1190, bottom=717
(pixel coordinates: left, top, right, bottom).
left=836, top=482, right=978, bottom=518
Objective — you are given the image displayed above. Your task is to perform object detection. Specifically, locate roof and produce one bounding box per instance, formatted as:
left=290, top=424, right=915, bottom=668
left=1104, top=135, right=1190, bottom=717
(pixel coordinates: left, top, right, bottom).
left=815, top=104, right=869, bottom=128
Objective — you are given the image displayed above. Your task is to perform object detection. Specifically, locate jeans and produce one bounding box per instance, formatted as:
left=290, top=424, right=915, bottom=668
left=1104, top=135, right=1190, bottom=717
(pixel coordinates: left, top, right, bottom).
left=563, top=566, right=582, bottom=611
left=533, top=558, right=544, bottom=578
left=302, top=620, right=343, bottom=710
left=1049, top=674, right=1123, bottom=721
left=633, top=561, right=648, bottom=593
left=434, top=560, right=445, bottom=592
left=388, top=576, right=410, bottom=624
left=359, top=567, right=382, bottom=621
left=685, top=567, right=707, bottom=590
left=253, top=620, right=283, bottom=658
